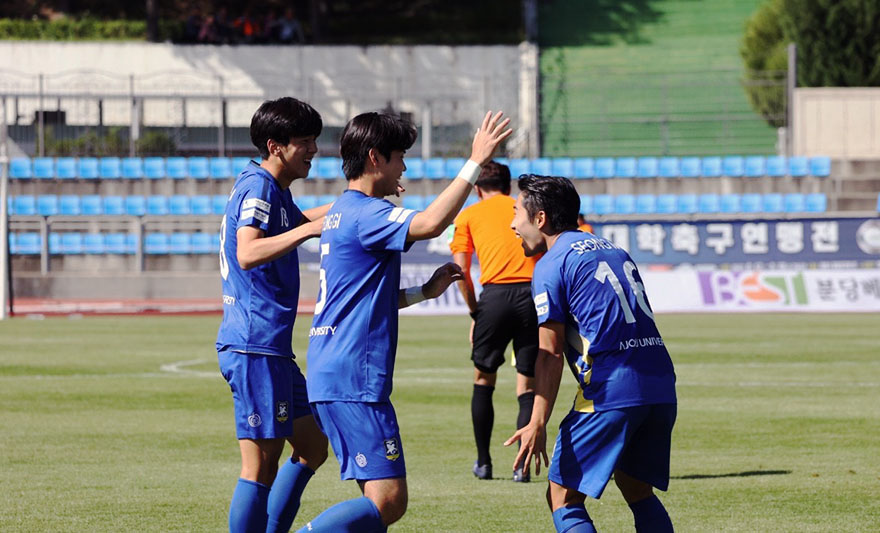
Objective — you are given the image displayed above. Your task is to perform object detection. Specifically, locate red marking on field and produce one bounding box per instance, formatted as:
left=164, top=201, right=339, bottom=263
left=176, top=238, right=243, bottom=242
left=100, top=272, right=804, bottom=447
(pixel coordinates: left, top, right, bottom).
left=9, top=298, right=317, bottom=317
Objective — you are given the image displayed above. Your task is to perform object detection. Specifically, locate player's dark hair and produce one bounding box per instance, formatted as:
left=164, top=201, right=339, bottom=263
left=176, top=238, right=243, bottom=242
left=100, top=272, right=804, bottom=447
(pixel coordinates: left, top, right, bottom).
left=340, top=112, right=418, bottom=180
left=250, top=97, right=323, bottom=159
left=475, top=160, right=511, bottom=194
left=517, top=174, right=580, bottom=234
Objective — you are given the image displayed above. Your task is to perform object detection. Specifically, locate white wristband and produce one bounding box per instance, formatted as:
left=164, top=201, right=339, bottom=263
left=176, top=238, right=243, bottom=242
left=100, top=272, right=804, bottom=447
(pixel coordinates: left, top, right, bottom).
left=404, top=286, right=426, bottom=306
left=455, top=160, right=482, bottom=185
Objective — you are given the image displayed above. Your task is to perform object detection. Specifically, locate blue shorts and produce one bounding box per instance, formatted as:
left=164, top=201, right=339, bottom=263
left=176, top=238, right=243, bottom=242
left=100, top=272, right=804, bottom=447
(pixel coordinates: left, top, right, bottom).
left=218, top=350, right=312, bottom=440
left=311, top=401, right=406, bottom=481
left=549, top=403, right=676, bottom=499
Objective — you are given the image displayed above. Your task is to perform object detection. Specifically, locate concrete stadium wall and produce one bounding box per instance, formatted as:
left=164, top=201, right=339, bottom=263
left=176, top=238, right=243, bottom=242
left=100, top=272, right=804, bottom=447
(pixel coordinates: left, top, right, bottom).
left=793, top=88, right=880, bottom=159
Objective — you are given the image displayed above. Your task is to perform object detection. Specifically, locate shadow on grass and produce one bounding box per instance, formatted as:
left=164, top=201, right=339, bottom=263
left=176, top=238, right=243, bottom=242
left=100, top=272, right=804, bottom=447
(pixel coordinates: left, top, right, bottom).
left=672, top=469, right=792, bottom=480
left=538, top=0, right=671, bottom=46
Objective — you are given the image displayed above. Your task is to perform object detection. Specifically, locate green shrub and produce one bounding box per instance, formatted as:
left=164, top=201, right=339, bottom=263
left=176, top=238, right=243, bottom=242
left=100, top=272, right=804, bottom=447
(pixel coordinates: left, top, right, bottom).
left=0, top=17, right=181, bottom=41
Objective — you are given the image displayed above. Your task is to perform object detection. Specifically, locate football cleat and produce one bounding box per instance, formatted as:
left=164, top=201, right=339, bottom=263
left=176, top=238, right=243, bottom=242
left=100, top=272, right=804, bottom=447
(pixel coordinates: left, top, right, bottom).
left=472, top=461, right=492, bottom=480
left=513, top=466, right=530, bottom=483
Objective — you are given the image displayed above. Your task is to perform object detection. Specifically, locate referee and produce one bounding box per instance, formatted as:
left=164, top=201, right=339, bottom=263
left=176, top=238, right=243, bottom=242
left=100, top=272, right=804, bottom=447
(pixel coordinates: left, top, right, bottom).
left=450, top=160, right=538, bottom=482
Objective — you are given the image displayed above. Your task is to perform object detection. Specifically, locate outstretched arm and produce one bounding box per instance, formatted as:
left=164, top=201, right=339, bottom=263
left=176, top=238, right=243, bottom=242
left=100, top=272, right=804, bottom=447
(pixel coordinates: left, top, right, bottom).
left=398, top=262, right=465, bottom=309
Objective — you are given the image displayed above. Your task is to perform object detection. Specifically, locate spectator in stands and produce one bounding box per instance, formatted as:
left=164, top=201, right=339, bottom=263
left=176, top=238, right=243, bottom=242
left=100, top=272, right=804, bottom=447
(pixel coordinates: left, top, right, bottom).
left=276, top=7, right=305, bottom=44
left=215, top=6, right=234, bottom=44
left=261, top=9, right=280, bottom=43
left=183, top=8, right=202, bottom=43
left=198, top=14, right=218, bottom=44
left=234, top=6, right=260, bottom=44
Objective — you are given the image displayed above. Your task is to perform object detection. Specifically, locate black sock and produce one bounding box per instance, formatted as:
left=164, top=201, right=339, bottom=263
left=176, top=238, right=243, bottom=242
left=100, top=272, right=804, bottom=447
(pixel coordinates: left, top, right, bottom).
left=516, top=391, right=535, bottom=431
left=472, top=384, right=495, bottom=466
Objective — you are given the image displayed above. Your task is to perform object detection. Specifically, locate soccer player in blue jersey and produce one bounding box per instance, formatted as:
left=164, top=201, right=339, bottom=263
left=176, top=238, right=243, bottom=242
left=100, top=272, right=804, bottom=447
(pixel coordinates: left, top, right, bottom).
left=297, top=111, right=512, bottom=532
left=505, top=175, right=677, bottom=533
left=217, top=97, right=332, bottom=533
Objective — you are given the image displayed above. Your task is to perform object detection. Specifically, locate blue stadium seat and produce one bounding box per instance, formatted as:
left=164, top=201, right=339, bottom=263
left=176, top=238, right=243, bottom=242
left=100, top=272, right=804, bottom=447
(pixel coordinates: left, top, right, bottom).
left=60, top=233, right=83, bottom=254
left=765, top=156, right=787, bottom=177
left=614, top=194, right=636, bottom=214
left=593, top=194, right=614, bottom=215
left=125, top=196, right=147, bottom=216
left=719, top=194, right=742, bottom=213
left=169, top=233, right=192, bottom=254
left=232, top=157, right=253, bottom=175
left=122, top=157, right=144, bottom=178
left=83, top=233, right=105, bottom=254
left=295, top=195, right=318, bottom=211
left=59, top=195, right=81, bottom=216
left=805, top=193, right=827, bottom=213
left=464, top=194, right=479, bottom=208
left=144, top=233, right=170, bottom=254
left=10, top=158, right=32, bottom=179
left=147, top=195, right=169, bottom=216
left=762, top=193, right=784, bottom=213
left=191, top=233, right=215, bottom=254
left=595, top=158, right=615, bottom=179
left=809, top=156, right=831, bottom=177
left=635, top=194, right=656, bottom=214
left=99, top=157, right=121, bottom=179
left=81, top=195, right=103, bottom=216
left=698, top=194, right=721, bottom=213
left=741, top=193, right=762, bottom=213
left=402, top=195, right=425, bottom=211
left=677, top=194, right=698, bottom=214
left=424, top=158, right=446, bottom=179
left=169, top=195, right=191, bottom=215
left=212, top=194, right=228, bottom=215
left=102, top=196, right=125, bottom=216
left=209, top=157, right=233, bottom=179
left=37, top=195, right=59, bottom=216
left=656, top=194, right=677, bottom=214
left=126, top=233, right=139, bottom=254
left=578, top=194, right=592, bottom=215
left=14, top=195, right=37, bottom=216
left=551, top=157, right=574, bottom=177
left=190, top=195, right=212, bottom=215
left=188, top=157, right=210, bottom=179
left=318, top=194, right=336, bottom=207
left=403, top=158, right=425, bottom=179
left=722, top=156, right=744, bottom=177
left=211, top=233, right=221, bottom=253
left=572, top=157, right=594, bottom=178
left=743, top=156, right=765, bottom=177
left=104, top=233, right=127, bottom=255
left=788, top=156, right=808, bottom=177
left=423, top=194, right=438, bottom=208
left=144, top=157, right=166, bottom=179
left=783, top=193, right=806, bottom=213
left=493, top=157, right=509, bottom=169
left=6, top=196, right=11, bottom=215
left=33, top=157, right=54, bottom=179
left=701, top=157, right=722, bottom=177
left=445, top=158, right=467, bottom=179
left=530, top=158, right=552, bottom=176
left=78, top=157, right=99, bottom=179
left=56, top=157, right=77, bottom=179
left=48, top=233, right=62, bottom=254
left=14, top=233, right=41, bottom=255
left=318, top=157, right=343, bottom=179
left=679, top=157, right=699, bottom=178
left=509, top=158, right=531, bottom=178
left=659, top=157, right=681, bottom=178
left=615, top=157, right=636, bottom=178
left=636, top=157, right=658, bottom=178
left=166, top=157, right=188, bottom=179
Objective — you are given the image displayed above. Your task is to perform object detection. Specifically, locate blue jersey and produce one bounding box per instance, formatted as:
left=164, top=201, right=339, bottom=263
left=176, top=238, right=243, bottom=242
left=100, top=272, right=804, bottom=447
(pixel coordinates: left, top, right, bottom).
left=532, top=230, right=676, bottom=413
left=306, top=190, right=417, bottom=403
left=216, top=161, right=304, bottom=357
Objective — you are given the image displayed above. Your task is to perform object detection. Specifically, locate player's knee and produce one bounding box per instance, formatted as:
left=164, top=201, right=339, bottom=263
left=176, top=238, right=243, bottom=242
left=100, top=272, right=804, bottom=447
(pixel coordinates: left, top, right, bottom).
left=614, top=470, right=654, bottom=503
left=373, top=490, right=407, bottom=526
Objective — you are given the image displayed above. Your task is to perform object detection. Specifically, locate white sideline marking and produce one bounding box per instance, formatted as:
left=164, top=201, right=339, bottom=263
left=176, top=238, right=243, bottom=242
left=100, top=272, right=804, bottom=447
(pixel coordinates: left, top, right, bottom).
left=160, top=359, right=217, bottom=378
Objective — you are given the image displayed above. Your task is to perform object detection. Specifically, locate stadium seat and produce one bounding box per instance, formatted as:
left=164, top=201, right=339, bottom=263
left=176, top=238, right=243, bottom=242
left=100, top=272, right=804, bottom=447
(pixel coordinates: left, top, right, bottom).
left=701, top=157, right=722, bottom=177
left=169, top=233, right=192, bottom=254
left=37, top=195, right=59, bottom=216
left=788, top=156, right=809, bottom=177
left=614, top=194, right=636, bottom=214
left=783, top=193, right=806, bottom=213
left=104, top=233, right=127, bottom=255
left=636, top=194, right=656, bottom=214
left=741, top=193, right=762, bottom=213
left=719, top=193, right=741, bottom=213
left=595, top=158, right=615, bottom=179
left=698, top=194, right=720, bottom=213
left=762, top=193, right=784, bottom=212
left=721, top=156, right=744, bottom=177
left=191, top=233, right=215, bottom=254
left=102, top=196, right=125, bottom=216
left=209, top=157, right=233, bottom=179
left=48, top=232, right=62, bottom=254
left=530, top=158, right=552, bottom=175
left=14, top=195, right=37, bottom=216
left=318, top=194, right=336, bottom=207
left=10, top=158, right=32, bottom=179
left=765, top=156, right=787, bottom=177
left=122, top=157, right=144, bottom=178
left=296, top=195, right=319, bottom=211
left=318, top=157, right=343, bottom=179
left=125, top=233, right=139, bottom=254
left=100, top=157, right=121, bottom=179
left=14, top=233, right=41, bottom=255
left=83, top=233, right=105, bottom=254
left=659, top=157, right=682, bottom=178
left=677, top=194, right=698, bottom=214
left=403, top=158, right=425, bottom=179
left=213, top=194, right=228, bottom=215
left=81, top=195, right=103, bottom=216
left=615, top=157, right=637, bottom=178
left=578, top=194, right=593, bottom=215
left=445, top=158, right=468, bottom=179
left=743, top=156, right=765, bottom=177
left=593, top=194, right=614, bottom=215
left=232, top=157, right=253, bottom=175
left=144, top=157, right=166, bottom=179
left=636, top=157, right=658, bottom=178
left=679, top=157, right=699, bottom=178
left=464, top=194, right=479, bottom=208
left=169, top=195, right=191, bottom=215
left=656, top=194, right=677, bottom=214
left=805, top=193, right=827, bottom=213
left=809, top=156, right=831, bottom=177
left=211, top=233, right=221, bottom=253
left=509, top=158, right=531, bottom=178
left=60, top=232, right=84, bottom=254
left=33, top=157, right=54, bottom=179
left=147, top=195, right=169, bottom=216
left=402, top=195, right=425, bottom=211
left=188, top=157, right=210, bottom=179
left=424, top=158, right=445, bottom=179
left=56, top=157, right=77, bottom=179
left=551, top=157, right=574, bottom=177
left=59, top=195, right=81, bottom=216
left=78, top=157, right=99, bottom=179
left=572, top=157, right=594, bottom=179
left=190, top=195, right=212, bottom=215
left=144, top=233, right=170, bottom=254
left=167, top=156, right=189, bottom=179
left=125, top=196, right=147, bottom=216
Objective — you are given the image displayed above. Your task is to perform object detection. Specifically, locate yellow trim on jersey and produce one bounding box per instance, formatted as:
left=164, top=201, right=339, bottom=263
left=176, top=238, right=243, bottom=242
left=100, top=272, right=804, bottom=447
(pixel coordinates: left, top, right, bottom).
left=566, top=325, right=595, bottom=413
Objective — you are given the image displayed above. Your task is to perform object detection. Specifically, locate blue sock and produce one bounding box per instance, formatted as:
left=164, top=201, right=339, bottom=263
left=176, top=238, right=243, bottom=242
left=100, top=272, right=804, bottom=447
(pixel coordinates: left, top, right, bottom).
left=629, top=495, right=673, bottom=533
left=229, top=478, right=270, bottom=533
left=266, top=460, right=315, bottom=533
left=296, top=496, right=385, bottom=533
left=551, top=504, right=597, bottom=533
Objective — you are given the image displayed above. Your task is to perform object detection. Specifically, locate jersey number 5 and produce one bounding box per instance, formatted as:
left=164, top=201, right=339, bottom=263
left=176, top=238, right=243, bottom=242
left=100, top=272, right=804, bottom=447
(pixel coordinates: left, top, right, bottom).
left=313, top=243, right=330, bottom=314
left=594, top=260, right=653, bottom=324
left=219, top=215, right=229, bottom=280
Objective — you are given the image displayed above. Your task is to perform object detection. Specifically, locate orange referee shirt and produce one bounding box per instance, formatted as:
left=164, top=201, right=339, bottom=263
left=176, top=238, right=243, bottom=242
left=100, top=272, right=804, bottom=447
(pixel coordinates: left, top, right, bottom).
left=450, top=194, right=536, bottom=285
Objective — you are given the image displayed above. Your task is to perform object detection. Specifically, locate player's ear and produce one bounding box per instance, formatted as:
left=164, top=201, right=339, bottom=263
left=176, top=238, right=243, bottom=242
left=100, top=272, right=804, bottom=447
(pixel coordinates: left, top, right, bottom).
left=266, top=139, right=279, bottom=158
left=367, top=147, right=381, bottom=167
left=535, top=210, right=548, bottom=231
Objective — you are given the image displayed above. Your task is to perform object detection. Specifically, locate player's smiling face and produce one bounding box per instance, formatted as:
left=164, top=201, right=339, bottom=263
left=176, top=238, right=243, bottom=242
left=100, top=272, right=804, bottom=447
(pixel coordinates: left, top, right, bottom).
left=511, top=194, right=547, bottom=257
left=375, top=149, right=407, bottom=197
left=278, top=135, right=318, bottom=181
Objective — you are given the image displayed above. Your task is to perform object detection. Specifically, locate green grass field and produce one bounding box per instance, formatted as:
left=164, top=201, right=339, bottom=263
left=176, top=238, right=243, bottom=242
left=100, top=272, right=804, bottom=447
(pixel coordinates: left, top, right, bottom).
left=1, top=313, right=878, bottom=532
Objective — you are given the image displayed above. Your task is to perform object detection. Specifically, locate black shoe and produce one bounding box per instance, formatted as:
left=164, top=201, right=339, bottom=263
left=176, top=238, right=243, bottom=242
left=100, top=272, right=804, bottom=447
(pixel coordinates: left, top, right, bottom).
left=513, top=466, right=530, bottom=483
left=473, top=460, right=492, bottom=480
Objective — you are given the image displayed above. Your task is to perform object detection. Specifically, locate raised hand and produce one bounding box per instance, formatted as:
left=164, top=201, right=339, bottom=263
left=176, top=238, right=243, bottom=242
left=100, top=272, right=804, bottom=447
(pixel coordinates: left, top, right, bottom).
left=469, top=111, right=514, bottom=166
left=422, top=262, right=465, bottom=299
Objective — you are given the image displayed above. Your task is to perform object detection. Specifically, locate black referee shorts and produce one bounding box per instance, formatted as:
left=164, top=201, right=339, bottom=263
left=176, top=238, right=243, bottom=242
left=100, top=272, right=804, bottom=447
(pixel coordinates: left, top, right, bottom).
left=471, top=282, right=538, bottom=376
